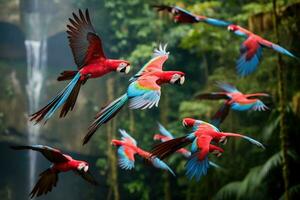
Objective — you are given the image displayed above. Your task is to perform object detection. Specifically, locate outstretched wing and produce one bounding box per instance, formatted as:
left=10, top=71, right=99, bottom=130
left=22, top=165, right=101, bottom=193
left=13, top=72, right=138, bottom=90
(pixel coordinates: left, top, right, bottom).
left=11, top=145, right=69, bottom=163
left=30, top=169, right=58, bottom=198
left=130, top=44, right=169, bottom=82
left=67, top=9, right=106, bottom=69
left=157, top=122, right=174, bottom=139
left=151, top=136, right=192, bottom=159
left=236, top=36, right=263, bottom=76
left=128, top=76, right=161, bottom=110
left=117, top=146, right=136, bottom=170
left=119, top=129, right=137, bottom=146
left=259, top=39, right=296, bottom=58
left=76, top=170, right=98, bottom=185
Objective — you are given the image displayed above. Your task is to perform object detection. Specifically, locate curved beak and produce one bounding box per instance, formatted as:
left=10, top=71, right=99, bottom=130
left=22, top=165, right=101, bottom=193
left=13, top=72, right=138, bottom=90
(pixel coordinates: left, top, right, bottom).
left=180, top=76, right=185, bottom=85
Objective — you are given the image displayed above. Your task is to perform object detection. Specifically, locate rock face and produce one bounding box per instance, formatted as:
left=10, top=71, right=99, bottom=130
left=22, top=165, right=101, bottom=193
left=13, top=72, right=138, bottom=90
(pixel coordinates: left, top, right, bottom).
left=0, top=22, right=25, bottom=60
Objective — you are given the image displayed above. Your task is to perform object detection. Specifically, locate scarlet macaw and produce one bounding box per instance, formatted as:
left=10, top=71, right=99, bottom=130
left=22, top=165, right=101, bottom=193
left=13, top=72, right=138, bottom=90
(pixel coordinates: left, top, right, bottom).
left=195, top=82, right=269, bottom=127
left=11, top=145, right=98, bottom=198
left=151, top=118, right=264, bottom=180
left=227, top=24, right=296, bottom=76
left=111, top=129, right=175, bottom=175
left=83, top=44, right=185, bottom=144
left=154, top=122, right=221, bottom=169
left=153, top=5, right=230, bottom=27
left=30, top=9, right=130, bottom=123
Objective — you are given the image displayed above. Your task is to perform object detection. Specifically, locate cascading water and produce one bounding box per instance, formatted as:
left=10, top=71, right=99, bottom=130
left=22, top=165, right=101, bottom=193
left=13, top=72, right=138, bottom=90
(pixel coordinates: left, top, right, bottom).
left=25, top=39, right=47, bottom=190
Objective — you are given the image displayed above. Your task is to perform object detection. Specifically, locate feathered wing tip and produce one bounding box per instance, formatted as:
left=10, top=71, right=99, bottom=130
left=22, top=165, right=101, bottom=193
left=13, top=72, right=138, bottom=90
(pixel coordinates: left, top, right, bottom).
left=151, top=157, right=176, bottom=176
left=119, top=129, right=137, bottom=146
left=252, top=100, right=269, bottom=111
left=185, top=155, right=210, bottom=181
left=236, top=46, right=262, bottom=77
left=117, top=146, right=135, bottom=170
left=271, top=44, right=296, bottom=58
left=29, top=169, right=58, bottom=198
left=153, top=43, right=170, bottom=58
left=216, top=82, right=239, bottom=93
left=242, top=136, right=265, bottom=149
left=157, top=122, right=174, bottom=138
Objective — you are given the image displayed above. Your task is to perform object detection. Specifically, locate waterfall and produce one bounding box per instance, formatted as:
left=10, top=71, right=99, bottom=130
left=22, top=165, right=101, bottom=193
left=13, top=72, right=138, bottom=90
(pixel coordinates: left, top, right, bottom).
left=25, top=39, right=47, bottom=190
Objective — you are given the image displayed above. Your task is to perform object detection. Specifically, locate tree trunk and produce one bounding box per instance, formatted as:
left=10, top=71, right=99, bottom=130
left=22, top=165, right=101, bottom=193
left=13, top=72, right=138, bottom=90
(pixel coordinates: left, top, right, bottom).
left=272, top=1, right=290, bottom=199
left=106, top=77, right=120, bottom=200
left=160, top=92, right=172, bottom=200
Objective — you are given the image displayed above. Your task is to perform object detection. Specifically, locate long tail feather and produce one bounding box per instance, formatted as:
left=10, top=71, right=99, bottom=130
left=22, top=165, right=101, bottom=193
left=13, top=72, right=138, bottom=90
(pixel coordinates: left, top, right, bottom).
left=83, top=94, right=128, bottom=145
left=186, top=154, right=210, bottom=181
left=30, top=72, right=81, bottom=123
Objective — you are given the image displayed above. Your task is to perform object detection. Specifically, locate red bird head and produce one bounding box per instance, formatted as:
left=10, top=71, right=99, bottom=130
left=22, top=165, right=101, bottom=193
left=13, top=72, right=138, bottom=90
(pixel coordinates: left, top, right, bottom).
left=153, top=134, right=163, bottom=140
left=159, top=71, right=185, bottom=85
left=182, top=118, right=196, bottom=128
left=111, top=139, right=122, bottom=146
left=77, top=161, right=89, bottom=172
left=227, top=24, right=238, bottom=32
left=109, top=60, right=131, bottom=74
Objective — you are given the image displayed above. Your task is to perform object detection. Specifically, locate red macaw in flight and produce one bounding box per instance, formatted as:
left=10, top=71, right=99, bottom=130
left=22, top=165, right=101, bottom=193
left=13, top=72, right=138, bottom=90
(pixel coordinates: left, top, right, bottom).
left=83, top=44, right=185, bottom=144
left=153, top=5, right=230, bottom=27
left=11, top=145, right=98, bottom=198
left=111, top=129, right=175, bottom=175
left=30, top=9, right=130, bottom=123
left=151, top=118, right=264, bottom=180
left=153, top=122, right=191, bottom=158
left=195, top=82, right=269, bottom=127
left=227, top=24, right=297, bottom=76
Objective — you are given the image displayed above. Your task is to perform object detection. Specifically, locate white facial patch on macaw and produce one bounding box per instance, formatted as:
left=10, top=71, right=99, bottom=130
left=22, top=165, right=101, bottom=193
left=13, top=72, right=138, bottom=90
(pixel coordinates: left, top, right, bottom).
left=117, top=63, right=130, bottom=74
left=170, top=74, right=185, bottom=85
left=77, top=162, right=85, bottom=171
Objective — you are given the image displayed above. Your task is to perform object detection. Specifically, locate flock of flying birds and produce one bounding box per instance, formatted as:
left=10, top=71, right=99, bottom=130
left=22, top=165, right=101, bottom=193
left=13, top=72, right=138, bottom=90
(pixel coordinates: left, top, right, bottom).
left=10, top=5, right=297, bottom=198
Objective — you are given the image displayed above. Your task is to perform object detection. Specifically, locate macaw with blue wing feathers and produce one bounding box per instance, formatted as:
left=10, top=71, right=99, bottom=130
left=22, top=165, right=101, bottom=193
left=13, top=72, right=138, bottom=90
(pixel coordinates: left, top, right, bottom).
left=227, top=24, right=297, bottom=76
left=111, top=129, right=175, bottom=176
left=151, top=118, right=265, bottom=181
left=83, top=44, right=185, bottom=144
left=153, top=5, right=230, bottom=27
left=30, top=9, right=130, bottom=123
left=195, top=82, right=269, bottom=127
left=154, top=122, right=222, bottom=169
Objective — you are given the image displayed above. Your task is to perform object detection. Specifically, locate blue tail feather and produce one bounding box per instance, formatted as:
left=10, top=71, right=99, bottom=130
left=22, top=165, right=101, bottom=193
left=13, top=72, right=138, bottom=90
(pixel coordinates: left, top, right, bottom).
left=44, top=72, right=81, bottom=120
left=185, top=155, right=210, bottom=181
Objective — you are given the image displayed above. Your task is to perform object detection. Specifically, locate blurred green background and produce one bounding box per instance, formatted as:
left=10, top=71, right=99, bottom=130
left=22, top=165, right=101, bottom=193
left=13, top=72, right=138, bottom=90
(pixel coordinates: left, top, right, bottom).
left=0, top=0, right=300, bottom=199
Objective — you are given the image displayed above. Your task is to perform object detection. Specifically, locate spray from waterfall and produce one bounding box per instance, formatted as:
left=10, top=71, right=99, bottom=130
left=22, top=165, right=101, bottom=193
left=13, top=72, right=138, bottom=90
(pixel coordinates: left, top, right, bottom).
left=25, top=39, right=47, bottom=191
